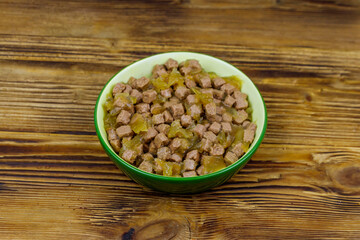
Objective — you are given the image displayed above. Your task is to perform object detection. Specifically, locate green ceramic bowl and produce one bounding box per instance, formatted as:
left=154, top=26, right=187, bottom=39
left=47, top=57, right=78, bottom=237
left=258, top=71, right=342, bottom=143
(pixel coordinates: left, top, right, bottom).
left=94, top=52, right=267, bottom=194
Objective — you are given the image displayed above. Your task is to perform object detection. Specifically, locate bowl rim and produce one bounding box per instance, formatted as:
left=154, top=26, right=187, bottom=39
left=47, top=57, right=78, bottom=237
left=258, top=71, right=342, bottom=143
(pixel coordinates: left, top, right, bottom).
left=94, top=51, right=267, bottom=182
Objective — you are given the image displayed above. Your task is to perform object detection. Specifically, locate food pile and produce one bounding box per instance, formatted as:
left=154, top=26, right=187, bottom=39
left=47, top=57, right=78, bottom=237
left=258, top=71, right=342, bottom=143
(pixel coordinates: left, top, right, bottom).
left=104, top=58, right=256, bottom=177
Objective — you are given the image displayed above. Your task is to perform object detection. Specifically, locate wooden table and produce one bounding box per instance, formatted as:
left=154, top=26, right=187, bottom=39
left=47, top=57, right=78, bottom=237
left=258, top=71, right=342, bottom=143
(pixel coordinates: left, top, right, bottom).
left=1, top=1, right=360, bottom=239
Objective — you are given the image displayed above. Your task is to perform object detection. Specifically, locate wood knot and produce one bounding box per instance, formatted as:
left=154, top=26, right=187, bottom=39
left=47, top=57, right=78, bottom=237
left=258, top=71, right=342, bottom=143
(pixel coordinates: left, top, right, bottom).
left=334, top=166, right=360, bottom=188
left=129, top=219, right=180, bottom=240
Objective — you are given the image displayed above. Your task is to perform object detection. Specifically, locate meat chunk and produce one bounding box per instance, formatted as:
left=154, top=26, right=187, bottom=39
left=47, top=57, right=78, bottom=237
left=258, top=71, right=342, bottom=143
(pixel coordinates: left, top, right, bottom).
left=244, top=122, right=257, bottom=143
left=112, top=82, right=126, bottom=96
left=123, top=84, right=132, bottom=94
left=127, top=77, right=137, bottom=88
left=213, top=77, right=226, bottom=89
left=186, top=150, right=200, bottom=162
left=138, top=160, right=153, bottom=173
left=130, top=89, right=142, bottom=103
left=193, top=124, right=206, bottom=137
left=109, top=139, right=121, bottom=153
left=200, top=88, right=213, bottom=97
left=150, top=103, right=163, bottom=115
left=180, top=115, right=193, bottom=128
left=142, top=89, right=157, bottom=103
left=134, top=77, right=150, bottom=90
left=221, top=122, right=232, bottom=133
left=113, top=95, right=129, bottom=109
left=221, top=83, right=236, bottom=95
left=156, top=124, right=170, bottom=134
left=175, top=86, right=191, bottom=100
left=199, top=76, right=212, bottom=88
left=233, top=90, right=247, bottom=100
left=135, top=103, right=150, bottom=113
left=122, top=149, right=137, bottom=164
left=234, top=97, right=249, bottom=110
left=203, top=131, right=217, bottom=143
left=224, top=95, right=236, bottom=107
left=143, top=127, right=158, bottom=142
left=208, top=114, right=222, bottom=123
left=142, top=153, right=154, bottom=162
left=106, top=128, right=119, bottom=141
left=200, top=138, right=212, bottom=152
left=183, top=159, right=196, bottom=171
left=222, top=112, right=232, bottom=122
left=152, top=64, right=167, bottom=78
left=208, top=122, right=221, bottom=134
left=116, top=125, right=133, bottom=138
left=186, top=94, right=198, bottom=105
left=169, top=153, right=182, bottom=163
left=152, top=113, right=165, bottom=125
left=164, top=58, right=178, bottom=71
left=180, top=59, right=202, bottom=75
left=233, top=110, right=248, bottom=124
left=242, top=120, right=251, bottom=128
left=213, top=89, right=225, bottom=100
left=116, top=110, right=131, bottom=125
left=224, top=151, right=238, bottom=165
left=160, top=88, right=173, bottom=99
left=185, top=77, right=197, bottom=88
left=210, top=144, right=225, bottom=156
left=169, top=138, right=182, bottom=152
left=163, top=110, right=174, bottom=123
left=188, top=104, right=202, bottom=120
left=231, top=142, right=244, bottom=157
left=205, top=102, right=217, bottom=117
left=169, top=103, right=184, bottom=118
left=196, top=165, right=205, bottom=176
left=182, top=171, right=197, bottom=177
left=157, top=147, right=171, bottom=160
left=154, top=132, right=170, bottom=148
left=148, top=141, right=157, bottom=155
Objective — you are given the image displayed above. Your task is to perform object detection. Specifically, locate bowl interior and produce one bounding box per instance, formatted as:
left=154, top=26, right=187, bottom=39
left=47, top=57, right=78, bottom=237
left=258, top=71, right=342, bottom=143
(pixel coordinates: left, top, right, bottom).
left=95, top=52, right=266, bottom=180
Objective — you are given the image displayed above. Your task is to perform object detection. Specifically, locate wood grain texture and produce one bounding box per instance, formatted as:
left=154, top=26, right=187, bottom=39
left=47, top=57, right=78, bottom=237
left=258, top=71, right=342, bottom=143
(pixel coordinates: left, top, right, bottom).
left=0, top=0, right=360, bottom=239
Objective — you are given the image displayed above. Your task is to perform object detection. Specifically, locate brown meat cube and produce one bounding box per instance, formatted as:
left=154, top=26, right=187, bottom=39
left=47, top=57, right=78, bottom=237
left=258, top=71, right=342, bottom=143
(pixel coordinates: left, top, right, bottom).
left=148, top=141, right=157, bottom=155
left=175, top=86, right=191, bottom=100
left=169, top=96, right=180, bottom=103
left=116, top=110, right=131, bottom=125
left=183, top=159, right=196, bottom=171
left=121, top=149, right=137, bottom=164
left=193, top=124, right=206, bottom=137
left=165, top=58, right=179, bottom=71
left=180, top=115, right=193, bottom=127
left=208, top=122, right=221, bottom=134
left=123, top=84, right=132, bottom=94
left=200, top=88, right=213, bottom=97
left=200, top=138, right=212, bottom=152
left=234, top=98, right=249, bottom=110
left=180, top=59, right=202, bottom=75
left=157, top=147, right=171, bottom=160
left=160, top=88, right=173, bottom=99
left=244, top=122, right=257, bottom=143
left=186, top=150, right=200, bottom=162
left=106, top=128, right=119, bottom=141
left=186, top=94, right=198, bottom=105
left=221, top=83, right=236, bottom=95
left=150, top=103, right=163, bottom=115
left=130, top=89, right=142, bottom=103
left=213, top=77, right=226, bottom=89
left=208, top=114, right=222, bottom=123
left=204, top=131, right=217, bottom=142
left=205, top=102, right=217, bottom=117
left=233, top=110, right=248, bottom=124
left=143, top=127, right=158, bottom=142
left=221, top=122, right=232, bottom=133
left=141, top=112, right=151, bottom=119
left=142, top=153, right=154, bottom=162
left=136, top=103, right=150, bottom=113
left=213, top=89, right=225, bottom=100
left=169, top=138, right=182, bottom=152
left=233, top=90, right=247, bottom=100
left=169, top=153, right=182, bottom=163
left=112, top=82, right=126, bottom=96
left=196, top=165, right=205, bottom=176
left=224, top=95, right=236, bottom=107
left=216, top=106, right=226, bottom=115
left=185, top=77, right=197, bottom=88
left=152, top=64, right=167, bottom=78
left=113, top=96, right=129, bottom=109
left=169, top=103, right=185, bottom=118
left=242, top=120, right=251, bottom=128
left=203, top=122, right=210, bottom=130
left=142, top=89, right=157, bottom=103
left=182, top=171, right=197, bottom=177
left=188, top=104, right=202, bottom=120
left=139, top=160, right=153, bottom=173
left=163, top=110, right=174, bottom=123
left=156, top=124, right=170, bottom=134
left=109, top=139, right=121, bottom=152
left=199, top=76, right=212, bottom=88
left=134, top=77, right=150, bottom=90
left=210, top=144, right=225, bottom=156
left=222, top=112, right=232, bottom=122
left=116, top=125, right=133, bottom=138
left=109, top=107, right=121, bottom=116
left=231, top=142, right=244, bottom=157
left=127, top=77, right=137, bottom=88
left=224, top=151, right=238, bottom=165
left=154, top=132, right=170, bottom=148
left=152, top=113, right=165, bottom=125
